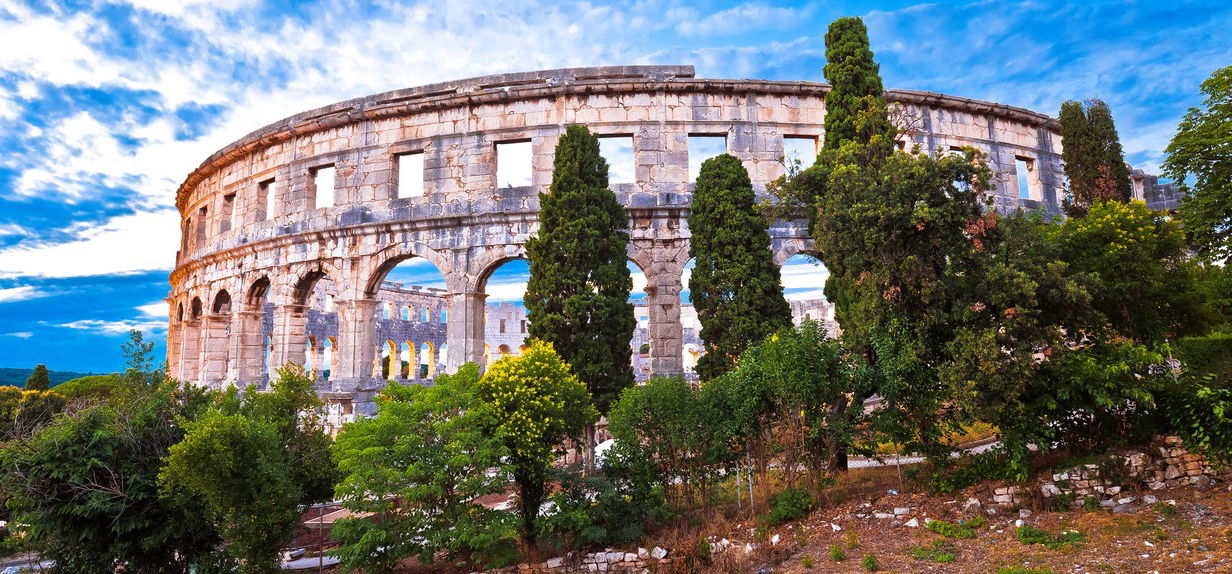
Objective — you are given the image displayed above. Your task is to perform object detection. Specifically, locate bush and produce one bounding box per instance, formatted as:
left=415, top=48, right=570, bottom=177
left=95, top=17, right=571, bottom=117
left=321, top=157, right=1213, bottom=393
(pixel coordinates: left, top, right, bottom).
left=539, top=454, right=671, bottom=551
left=762, top=487, right=814, bottom=525
left=926, top=517, right=983, bottom=539
left=909, top=540, right=957, bottom=562
left=862, top=553, right=880, bottom=571
left=1173, top=333, right=1232, bottom=383
left=927, top=451, right=1016, bottom=493
left=829, top=544, right=845, bottom=561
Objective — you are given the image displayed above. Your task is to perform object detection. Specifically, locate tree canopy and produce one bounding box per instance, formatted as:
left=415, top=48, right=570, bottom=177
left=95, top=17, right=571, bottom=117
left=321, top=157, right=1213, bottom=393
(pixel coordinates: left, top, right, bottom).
left=1165, top=65, right=1232, bottom=260
left=1059, top=99, right=1132, bottom=215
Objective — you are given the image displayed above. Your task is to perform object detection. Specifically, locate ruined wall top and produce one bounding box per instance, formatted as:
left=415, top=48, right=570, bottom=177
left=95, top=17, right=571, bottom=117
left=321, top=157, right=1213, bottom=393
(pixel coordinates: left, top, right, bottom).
left=174, top=65, right=1059, bottom=212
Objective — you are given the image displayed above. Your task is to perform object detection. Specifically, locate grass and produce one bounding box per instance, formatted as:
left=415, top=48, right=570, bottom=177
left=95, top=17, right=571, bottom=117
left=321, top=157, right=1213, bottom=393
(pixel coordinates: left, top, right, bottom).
left=908, top=539, right=957, bottom=562
left=862, top=553, right=879, bottom=571
left=926, top=516, right=986, bottom=539
left=829, top=544, right=845, bottom=562
left=1015, top=525, right=1085, bottom=550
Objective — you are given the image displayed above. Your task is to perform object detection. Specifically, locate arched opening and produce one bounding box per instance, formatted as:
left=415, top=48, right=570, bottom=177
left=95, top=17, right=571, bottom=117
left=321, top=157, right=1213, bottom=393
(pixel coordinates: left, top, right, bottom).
left=190, top=297, right=203, bottom=319
left=680, top=258, right=703, bottom=379
left=239, top=276, right=274, bottom=386
left=246, top=277, right=271, bottom=310
left=367, top=253, right=449, bottom=379
left=212, top=290, right=232, bottom=314
left=323, top=337, right=335, bottom=381
left=286, top=268, right=336, bottom=383
left=306, top=337, right=317, bottom=373
left=478, top=257, right=529, bottom=366
left=419, top=342, right=435, bottom=378
left=628, top=259, right=652, bottom=381
left=177, top=302, right=184, bottom=322
left=780, top=252, right=836, bottom=337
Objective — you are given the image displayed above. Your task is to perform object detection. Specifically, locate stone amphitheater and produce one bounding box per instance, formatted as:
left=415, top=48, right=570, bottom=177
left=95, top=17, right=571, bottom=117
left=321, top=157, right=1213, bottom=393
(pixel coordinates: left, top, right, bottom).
left=165, top=65, right=1175, bottom=417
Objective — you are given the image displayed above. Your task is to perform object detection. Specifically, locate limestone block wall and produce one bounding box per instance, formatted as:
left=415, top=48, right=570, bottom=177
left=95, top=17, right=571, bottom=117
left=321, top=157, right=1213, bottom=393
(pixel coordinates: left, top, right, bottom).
left=167, top=65, right=1070, bottom=408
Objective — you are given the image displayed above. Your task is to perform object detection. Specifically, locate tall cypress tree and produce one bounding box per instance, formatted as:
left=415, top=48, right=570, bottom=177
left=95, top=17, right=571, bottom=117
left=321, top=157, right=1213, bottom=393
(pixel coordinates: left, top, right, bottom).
left=1060, top=98, right=1132, bottom=215
left=822, top=16, right=894, bottom=155
left=688, top=154, right=792, bottom=380
left=25, top=363, right=50, bottom=391
left=524, top=125, right=635, bottom=416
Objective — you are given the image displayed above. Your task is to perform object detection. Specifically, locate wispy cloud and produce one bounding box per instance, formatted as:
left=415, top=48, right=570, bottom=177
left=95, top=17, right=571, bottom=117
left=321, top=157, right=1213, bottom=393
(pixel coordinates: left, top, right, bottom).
left=56, top=318, right=166, bottom=335
left=3, top=331, right=33, bottom=339
left=0, top=285, right=47, bottom=303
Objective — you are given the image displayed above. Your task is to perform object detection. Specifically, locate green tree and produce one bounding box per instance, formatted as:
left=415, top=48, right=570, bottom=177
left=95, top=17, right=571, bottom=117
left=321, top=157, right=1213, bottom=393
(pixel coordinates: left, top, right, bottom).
left=1, top=381, right=220, bottom=573
left=688, top=154, right=792, bottom=379
left=24, top=364, right=49, bottom=391
left=121, top=329, right=162, bottom=387
left=331, top=364, right=516, bottom=572
left=160, top=365, right=337, bottom=573
left=821, top=16, right=893, bottom=156
left=524, top=124, right=636, bottom=417
left=475, top=340, right=596, bottom=543
left=1059, top=99, right=1132, bottom=215
left=1165, top=65, right=1232, bottom=260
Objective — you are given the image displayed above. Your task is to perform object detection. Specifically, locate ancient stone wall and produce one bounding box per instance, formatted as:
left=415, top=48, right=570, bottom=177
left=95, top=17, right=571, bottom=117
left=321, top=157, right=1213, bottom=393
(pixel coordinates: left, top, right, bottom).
left=167, top=65, right=1070, bottom=408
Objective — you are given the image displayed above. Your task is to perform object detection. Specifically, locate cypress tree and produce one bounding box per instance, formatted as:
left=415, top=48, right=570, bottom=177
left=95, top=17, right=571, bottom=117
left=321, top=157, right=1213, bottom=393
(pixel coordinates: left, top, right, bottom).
left=1060, top=98, right=1132, bottom=215
left=524, top=124, right=635, bottom=416
left=822, top=16, right=894, bottom=155
left=688, top=154, right=792, bottom=380
left=25, top=363, right=50, bottom=391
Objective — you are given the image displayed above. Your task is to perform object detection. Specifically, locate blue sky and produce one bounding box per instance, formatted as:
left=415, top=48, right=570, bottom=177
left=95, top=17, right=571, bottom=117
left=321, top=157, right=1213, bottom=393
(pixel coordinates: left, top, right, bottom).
left=0, top=0, right=1227, bottom=373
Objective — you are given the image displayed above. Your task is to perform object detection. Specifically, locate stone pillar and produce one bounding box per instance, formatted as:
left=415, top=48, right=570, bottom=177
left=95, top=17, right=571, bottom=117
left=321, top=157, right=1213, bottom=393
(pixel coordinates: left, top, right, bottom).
left=232, top=310, right=267, bottom=384
left=644, top=271, right=684, bottom=376
left=447, top=291, right=487, bottom=371
left=179, top=319, right=201, bottom=383
left=166, top=323, right=182, bottom=380
left=332, top=298, right=378, bottom=391
left=199, top=314, right=232, bottom=387
left=271, top=304, right=308, bottom=372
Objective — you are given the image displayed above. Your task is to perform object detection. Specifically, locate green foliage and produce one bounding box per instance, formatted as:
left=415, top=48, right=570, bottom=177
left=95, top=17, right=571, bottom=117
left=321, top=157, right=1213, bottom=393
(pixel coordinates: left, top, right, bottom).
left=525, top=124, right=635, bottom=414
left=24, top=363, right=49, bottom=391
left=822, top=16, right=892, bottom=156
left=761, top=487, right=814, bottom=525
left=1059, top=99, right=1131, bottom=215
left=1153, top=501, right=1177, bottom=517
left=1156, top=372, right=1232, bottom=467
left=476, top=340, right=597, bottom=541
left=331, top=364, right=517, bottom=572
left=161, top=365, right=337, bottom=573
left=862, top=553, right=880, bottom=571
left=2, top=380, right=221, bottom=573
left=53, top=374, right=122, bottom=400
left=0, top=386, right=66, bottom=440
left=1083, top=496, right=1101, bottom=512
left=688, top=153, right=792, bottom=379
left=121, top=329, right=162, bottom=387
left=997, top=568, right=1054, bottom=574
left=1165, top=65, right=1232, bottom=260
left=909, top=539, right=957, bottom=562
left=1174, top=331, right=1232, bottom=383
left=539, top=459, right=670, bottom=551
left=802, top=553, right=816, bottom=568
left=926, top=519, right=978, bottom=539
left=829, top=544, right=845, bottom=561
left=926, top=451, right=1017, bottom=494
left=607, top=376, right=724, bottom=506
left=1015, top=525, right=1085, bottom=550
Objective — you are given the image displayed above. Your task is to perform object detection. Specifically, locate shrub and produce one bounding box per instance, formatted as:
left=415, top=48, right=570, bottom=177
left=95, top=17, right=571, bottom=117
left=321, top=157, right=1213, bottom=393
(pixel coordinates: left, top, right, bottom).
left=862, top=553, right=880, bottom=571
left=926, top=518, right=982, bottom=539
left=801, top=554, right=815, bottom=568
left=762, top=487, right=814, bottom=525
left=829, top=544, right=845, bottom=562
left=909, top=540, right=957, bottom=562
left=927, top=451, right=1016, bottom=493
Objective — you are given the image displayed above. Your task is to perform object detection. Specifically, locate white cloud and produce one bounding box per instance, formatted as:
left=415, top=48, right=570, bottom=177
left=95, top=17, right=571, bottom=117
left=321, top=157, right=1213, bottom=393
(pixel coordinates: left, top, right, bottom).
left=0, top=224, right=29, bottom=238
left=678, top=2, right=810, bottom=37
left=3, top=331, right=33, bottom=339
left=0, top=210, right=179, bottom=278
left=136, top=301, right=168, bottom=318
left=0, top=285, right=47, bottom=303
left=56, top=318, right=166, bottom=335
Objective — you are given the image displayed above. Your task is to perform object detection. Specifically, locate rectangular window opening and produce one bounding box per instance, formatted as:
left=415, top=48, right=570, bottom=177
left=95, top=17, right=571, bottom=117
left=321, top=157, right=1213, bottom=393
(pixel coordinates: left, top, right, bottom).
left=222, top=194, right=236, bottom=232
left=782, top=136, right=818, bottom=170
left=313, top=165, right=336, bottom=209
left=687, top=135, right=727, bottom=182
left=396, top=152, right=425, bottom=198
left=499, top=319, right=506, bottom=334
left=520, top=320, right=526, bottom=334
left=496, top=140, right=533, bottom=188
left=1015, top=157, right=1033, bottom=200
left=598, top=136, right=635, bottom=184
left=195, top=206, right=207, bottom=245
left=259, top=178, right=276, bottom=221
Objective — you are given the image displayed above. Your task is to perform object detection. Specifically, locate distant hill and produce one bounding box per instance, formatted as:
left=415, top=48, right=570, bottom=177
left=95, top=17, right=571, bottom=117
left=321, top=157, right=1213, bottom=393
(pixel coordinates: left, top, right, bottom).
left=0, top=367, right=103, bottom=388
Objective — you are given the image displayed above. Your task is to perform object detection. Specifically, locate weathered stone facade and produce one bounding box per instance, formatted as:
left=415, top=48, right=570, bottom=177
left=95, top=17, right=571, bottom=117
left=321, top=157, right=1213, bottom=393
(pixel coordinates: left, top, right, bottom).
left=167, top=65, right=1076, bottom=409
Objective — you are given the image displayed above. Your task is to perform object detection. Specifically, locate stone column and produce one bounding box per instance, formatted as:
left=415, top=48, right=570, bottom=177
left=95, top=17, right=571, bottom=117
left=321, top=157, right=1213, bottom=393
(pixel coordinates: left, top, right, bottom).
left=166, top=323, right=182, bottom=380
left=644, top=271, right=684, bottom=376
left=447, top=291, right=487, bottom=371
left=199, top=314, right=231, bottom=387
left=179, top=319, right=201, bottom=383
left=331, top=298, right=378, bottom=391
left=271, top=304, right=308, bottom=372
left=232, top=310, right=267, bottom=384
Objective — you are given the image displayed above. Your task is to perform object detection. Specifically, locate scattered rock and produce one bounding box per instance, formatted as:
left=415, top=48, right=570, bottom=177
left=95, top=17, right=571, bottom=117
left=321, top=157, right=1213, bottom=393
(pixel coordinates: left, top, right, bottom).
left=963, top=497, right=982, bottom=513
left=1142, top=495, right=1159, bottom=505
left=1019, top=509, right=1032, bottom=518
left=904, top=518, right=920, bottom=527
left=769, top=534, right=780, bottom=546
left=1014, top=519, right=1025, bottom=527
left=651, top=547, right=667, bottom=560
left=830, top=523, right=841, bottom=532
left=894, top=507, right=911, bottom=515
left=1112, top=504, right=1135, bottom=514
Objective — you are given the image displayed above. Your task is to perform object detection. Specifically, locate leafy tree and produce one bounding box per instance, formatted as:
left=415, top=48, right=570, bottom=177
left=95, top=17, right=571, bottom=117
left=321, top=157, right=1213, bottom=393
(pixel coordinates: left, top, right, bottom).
left=121, top=329, right=162, bottom=387
left=606, top=376, right=724, bottom=507
left=1052, top=199, right=1211, bottom=343
left=160, top=365, right=337, bottom=573
left=331, top=364, right=516, bottom=572
left=815, top=102, right=995, bottom=468
left=475, top=340, right=596, bottom=543
left=24, top=364, right=49, bottom=391
left=688, top=154, right=792, bottom=379
left=0, top=387, right=66, bottom=441
left=1, top=381, right=220, bottom=573
left=524, top=124, right=635, bottom=415
left=52, top=374, right=122, bottom=401
left=730, top=322, right=866, bottom=483
left=1165, top=65, right=1232, bottom=260
left=1059, top=99, right=1132, bottom=215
